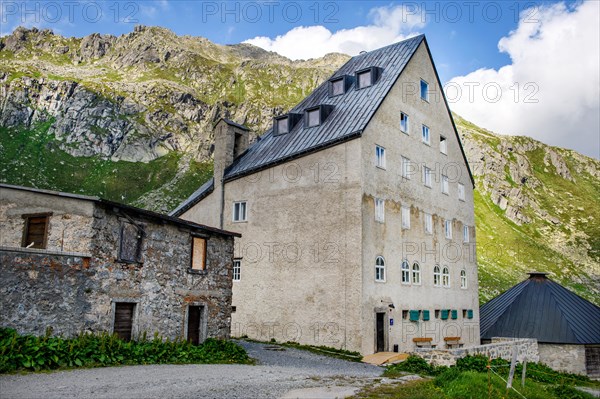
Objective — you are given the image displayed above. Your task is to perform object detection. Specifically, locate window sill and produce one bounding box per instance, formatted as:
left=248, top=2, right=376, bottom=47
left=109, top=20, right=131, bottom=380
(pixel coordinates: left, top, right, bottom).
left=421, top=98, right=430, bottom=103
left=442, top=192, right=449, bottom=196
left=375, top=219, right=385, bottom=224
left=232, top=220, right=248, bottom=224
left=187, top=269, right=208, bottom=275
left=422, top=141, right=431, bottom=146
left=424, top=185, right=432, bottom=189
left=376, top=165, right=386, bottom=170
left=458, top=198, right=465, bottom=202
left=400, top=130, right=409, bottom=135
left=375, top=280, right=386, bottom=283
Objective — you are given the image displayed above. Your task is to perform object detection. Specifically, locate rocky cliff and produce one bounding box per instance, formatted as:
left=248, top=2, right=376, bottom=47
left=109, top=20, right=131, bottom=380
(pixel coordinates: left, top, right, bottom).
left=1, top=27, right=598, bottom=304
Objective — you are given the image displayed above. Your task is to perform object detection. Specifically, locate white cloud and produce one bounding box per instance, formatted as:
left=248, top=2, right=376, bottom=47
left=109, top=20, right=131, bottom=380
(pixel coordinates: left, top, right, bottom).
left=447, top=1, right=600, bottom=159
left=243, top=4, right=425, bottom=59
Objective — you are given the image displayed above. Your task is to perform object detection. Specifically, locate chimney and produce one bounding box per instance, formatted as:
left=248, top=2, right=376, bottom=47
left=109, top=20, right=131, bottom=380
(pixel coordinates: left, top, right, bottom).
left=213, top=118, right=249, bottom=228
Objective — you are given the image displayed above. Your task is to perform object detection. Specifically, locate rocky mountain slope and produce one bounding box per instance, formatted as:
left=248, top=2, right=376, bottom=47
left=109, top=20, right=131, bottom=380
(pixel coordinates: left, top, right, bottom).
left=1, top=27, right=598, bottom=304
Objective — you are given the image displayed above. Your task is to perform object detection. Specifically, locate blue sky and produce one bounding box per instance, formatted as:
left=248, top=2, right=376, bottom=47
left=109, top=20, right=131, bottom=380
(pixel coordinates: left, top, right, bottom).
left=1, top=1, right=598, bottom=157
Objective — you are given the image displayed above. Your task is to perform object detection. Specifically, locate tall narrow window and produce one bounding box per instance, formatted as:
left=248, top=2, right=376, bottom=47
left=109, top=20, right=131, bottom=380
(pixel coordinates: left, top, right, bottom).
left=440, top=136, right=447, bottom=154
left=233, top=201, right=247, bottom=222
left=375, top=256, right=385, bottom=282
left=445, top=220, right=453, bottom=239
left=420, top=79, right=429, bottom=101
left=375, top=145, right=386, bottom=169
left=434, top=265, right=441, bottom=286
left=463, top=225, right=470, bottom=243
left=458, top=183, right=465, bottom=201
left=401, top=156, right=411, bottom=179
left=119, top=222, right=143, bottom=263
left=423, top=166, right=432, bottom=188
left=22, top=213, right=50, bottom=249
left=442, top=267, right=450, bottom=287
left=401, top=260, right=410, bottom=284
left=400, top=112, right=409, bottom=133
left=375, top=198, right=385, bottom=222
left=412, top=262, right=421, bottom=285
left=191, top=237, right=207, bottom=271
left=424, top=213, right=433, bottom=234
left=460, top=270, right=467, bottom=289
left=233, top=259, right=241, bottom=281
left=402, top=206, right=411, bottom=229
left=422, top=125, right=430, bottom=145
left=441, top=175, right=449, bottom=194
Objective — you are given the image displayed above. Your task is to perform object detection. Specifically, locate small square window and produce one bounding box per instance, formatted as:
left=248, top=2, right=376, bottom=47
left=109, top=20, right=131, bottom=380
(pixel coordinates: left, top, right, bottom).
left=22, top=213, right=50, bottom=249
left=424, top=213, right=433, bottom=234
left=277, top=117, right=289, bottom=134
left=463, top=225, right=470, bottom=243
left=375, top=198, right=385, bottom=222
left=357, top=70, right=372, bottom=88
left=402, top=206, right=410, bottom=229
left=422, top=125, right=430, bottom=145
left=445, top=220, right=453, bottom=239
left=423, top=166, right=432, bottom=188
left=191, top=237, right=207, bottom=271
left=233, top=201, right=247, bottom=222
left=331, top=78, right=344, bottom=96
left=420, top=79, right=429, bottom=101
left=307, top=109, right=320, bottom=127
left=233, top=259, right=241, bottom=281
left=458, top=183, right=465, bottom=201
left=442, top=175, right=449, bottom=194
left=440, top=136, right=447, bottom=154
left=375, top=145, right=386, bottom=169
left=400, top=112, right=409, bottom=134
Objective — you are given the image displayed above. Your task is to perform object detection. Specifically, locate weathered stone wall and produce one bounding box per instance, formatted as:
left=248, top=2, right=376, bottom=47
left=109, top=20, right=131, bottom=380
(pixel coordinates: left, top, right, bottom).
left=538, top=344, right=587, bottom=376
left=413, top=338, right=539, bottom=367
left=0, top=187, right=235, bottom=341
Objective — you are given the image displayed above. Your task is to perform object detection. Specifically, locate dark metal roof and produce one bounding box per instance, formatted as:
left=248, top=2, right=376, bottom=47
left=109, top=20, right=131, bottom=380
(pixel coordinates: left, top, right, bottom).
left=480, top=273, right=600, bottom=344
left=223, top=35, right=426, bottom=181
left=1, top=183, right=239, bottom=238
left=169, top=177, right=214, bottom=217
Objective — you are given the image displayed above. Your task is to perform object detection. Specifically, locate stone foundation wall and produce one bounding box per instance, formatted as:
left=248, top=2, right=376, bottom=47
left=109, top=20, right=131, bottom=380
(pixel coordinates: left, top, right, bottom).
left=414, top=338, right=539, bottom=367
left=538, top=344, right=587, bottom=376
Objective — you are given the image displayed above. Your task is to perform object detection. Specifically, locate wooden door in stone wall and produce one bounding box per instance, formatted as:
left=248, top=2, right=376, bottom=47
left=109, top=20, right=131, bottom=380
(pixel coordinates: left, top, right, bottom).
left=187, top=306, right=204, bottom=345
left=114, top=303, right=135, bottom=341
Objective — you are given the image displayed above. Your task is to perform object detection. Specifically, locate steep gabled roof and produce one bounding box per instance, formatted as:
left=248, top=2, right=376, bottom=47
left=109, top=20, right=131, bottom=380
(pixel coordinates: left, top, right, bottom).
left=224, top=35, right=426, bottom=181
left=480, top=272, right=600, bottom=344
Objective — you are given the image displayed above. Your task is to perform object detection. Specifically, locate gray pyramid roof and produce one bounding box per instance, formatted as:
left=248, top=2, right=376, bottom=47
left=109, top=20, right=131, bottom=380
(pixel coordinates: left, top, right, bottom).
left=480, top=273, right=600, bottom=344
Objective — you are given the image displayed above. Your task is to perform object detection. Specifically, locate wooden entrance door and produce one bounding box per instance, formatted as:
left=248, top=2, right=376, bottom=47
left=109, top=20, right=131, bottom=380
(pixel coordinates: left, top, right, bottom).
left=187, top=306, right=204, bottom=345
left=376, top=312, right=385, bottom=352
left=114, top=303, right=135, bottom=341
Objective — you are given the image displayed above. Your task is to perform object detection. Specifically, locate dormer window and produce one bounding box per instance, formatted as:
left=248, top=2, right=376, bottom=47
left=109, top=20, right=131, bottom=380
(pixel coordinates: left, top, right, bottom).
left=304, top=104, right=334, bottom=128
left=273, top=113, right=301, bottom=136
left=328, top=75, right=353, bottom=97
left=277, top=117, right=289, bottom=134
left=355, top=67, right=382, bottom=89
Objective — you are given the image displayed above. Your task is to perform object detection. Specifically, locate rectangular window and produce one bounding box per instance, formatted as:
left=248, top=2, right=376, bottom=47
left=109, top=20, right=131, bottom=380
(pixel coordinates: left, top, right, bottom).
left=375, top=145, right=386, bottom=169
left=422, top=125, right=430, bottom=145
left=233, top=259, right=241, bottom=281
left=420, top=79, right=429, bottom=101
left=400, top=112, right=409, bottom=133
left=458, top=183, right=465, bottom=201
left=307, top=108, right=320, bottom=127
left=22, top=213, right=50, bottom=249
left=114, top=302, right=135, bottom=342
left=424, top=213, right=433, bottom=234
left=118, top=222, right=143, bottom=263
left=463, top=225, right=470, bottom=243
left=442, top=175, right=449, bottom=194
left=423, top=166, right=432, bottom=188
left=233, top=201, right=247, bottom=222
left=375, top=198, right=385, bottom=222
left=440, top=136, right=447, bottom=154
left=402, top=206, right=410, bottom=229
left=191, top=237, right=207, bottom=271
left=277, top=117, right=289, bottom=134
left=401, top=156, right=411, bottom=179
left=445, top=220, right=453, bottom=239
left=331, top=78, right=344, bottom=96
left=357, top=70, right=372, bottom=88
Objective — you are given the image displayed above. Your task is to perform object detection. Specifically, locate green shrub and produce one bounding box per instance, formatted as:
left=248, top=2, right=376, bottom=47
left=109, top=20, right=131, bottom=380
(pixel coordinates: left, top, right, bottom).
left=385, top=355, right=435, bottom=376
left=0, top=328, right=250, bottom=373
left=456, top=354, right=509, bottom=372
left=552, top=385, right=596, bottom=399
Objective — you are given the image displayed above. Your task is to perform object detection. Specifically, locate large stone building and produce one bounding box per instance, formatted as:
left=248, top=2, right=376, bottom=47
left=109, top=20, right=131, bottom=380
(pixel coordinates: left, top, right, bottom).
left=172, top=35, right=480, bottom=354
left=0, top=184, right=240, bottom=343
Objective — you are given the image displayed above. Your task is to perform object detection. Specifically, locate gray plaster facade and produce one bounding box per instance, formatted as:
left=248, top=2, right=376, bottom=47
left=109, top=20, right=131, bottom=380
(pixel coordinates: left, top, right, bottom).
left=175, top=38, right=480, bottom=354
left=0, top=184, right=239, bottom=341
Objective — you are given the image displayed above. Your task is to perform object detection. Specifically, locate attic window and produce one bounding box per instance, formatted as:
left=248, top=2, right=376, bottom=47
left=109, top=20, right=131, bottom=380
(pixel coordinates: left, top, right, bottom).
left=304, top=105, right=334, bottom=128
left=331, top=78, right=345, bottom=96
left=356, top=67, right=382, bottom=89
left=274, top=113, right=302, bottom=135
left=307, top=109, right=320, bottom=127
left=277, top=117, right=289, bottom=134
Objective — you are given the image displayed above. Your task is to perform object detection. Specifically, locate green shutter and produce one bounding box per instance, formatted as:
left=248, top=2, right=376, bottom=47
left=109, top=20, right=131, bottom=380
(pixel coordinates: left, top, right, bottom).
left=409, top=310, right=420, bottom=322
left=422, top=310, right=430, bottom=321
left=467, top=309, right=474, bottom=319
left=451, top=310, right=458, bottom=319
left=441, top=309, right=449, bottom=320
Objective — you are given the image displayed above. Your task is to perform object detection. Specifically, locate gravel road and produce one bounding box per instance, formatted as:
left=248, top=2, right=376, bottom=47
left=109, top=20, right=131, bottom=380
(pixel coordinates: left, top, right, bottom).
left=0, top=341, right=383, bottom=399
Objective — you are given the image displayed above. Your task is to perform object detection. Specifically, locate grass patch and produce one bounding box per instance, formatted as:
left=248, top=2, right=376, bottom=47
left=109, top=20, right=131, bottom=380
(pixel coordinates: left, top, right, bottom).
left=0, top=327, right=250, bottom=374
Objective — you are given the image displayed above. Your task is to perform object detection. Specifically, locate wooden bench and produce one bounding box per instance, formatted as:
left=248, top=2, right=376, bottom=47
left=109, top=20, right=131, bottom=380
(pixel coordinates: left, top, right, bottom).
left=413, top=337, right=434, bottom=348
left=444, top=336, right=463, bottom=349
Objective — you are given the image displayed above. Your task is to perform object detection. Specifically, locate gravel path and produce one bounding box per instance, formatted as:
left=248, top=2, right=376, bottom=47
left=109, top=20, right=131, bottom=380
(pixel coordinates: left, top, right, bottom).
left=0, top=341, right=383, bottom=399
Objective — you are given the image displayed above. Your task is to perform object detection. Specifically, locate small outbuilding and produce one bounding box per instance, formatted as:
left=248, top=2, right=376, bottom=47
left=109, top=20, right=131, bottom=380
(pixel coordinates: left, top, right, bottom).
left=480, top=272, right=600, bottom=377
